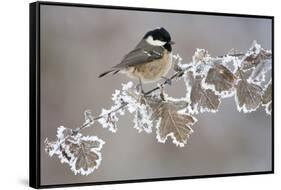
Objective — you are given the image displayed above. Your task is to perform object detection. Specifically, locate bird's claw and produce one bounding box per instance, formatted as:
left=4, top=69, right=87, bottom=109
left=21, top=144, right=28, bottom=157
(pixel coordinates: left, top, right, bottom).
left=136, top=83, right=146, bottom=94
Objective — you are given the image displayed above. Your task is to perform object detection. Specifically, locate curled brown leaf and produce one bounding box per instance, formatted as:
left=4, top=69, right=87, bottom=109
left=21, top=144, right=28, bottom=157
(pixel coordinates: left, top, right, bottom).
left=205, top=63, right=236, bottom=94
left=185, top=72, right=220, bottom=113
left=150, top=99, right=196, bottom=147
left=235, top=69, right=263, bottom=112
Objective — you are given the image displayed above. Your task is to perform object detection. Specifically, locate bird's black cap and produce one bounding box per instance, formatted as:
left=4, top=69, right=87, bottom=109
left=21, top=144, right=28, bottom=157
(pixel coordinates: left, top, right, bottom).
left=143, top=27, right=172, bottom=43
left=143, top=27, right=174, bottom=52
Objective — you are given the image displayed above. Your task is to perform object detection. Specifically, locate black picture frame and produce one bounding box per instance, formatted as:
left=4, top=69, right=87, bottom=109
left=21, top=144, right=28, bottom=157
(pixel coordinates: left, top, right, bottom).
left=29, top=1, right=274, bottom=189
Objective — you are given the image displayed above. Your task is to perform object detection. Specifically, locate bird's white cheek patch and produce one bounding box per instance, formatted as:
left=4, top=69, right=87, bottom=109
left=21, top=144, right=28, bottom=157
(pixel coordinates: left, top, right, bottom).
left=146, top=36, right=166, bottom=46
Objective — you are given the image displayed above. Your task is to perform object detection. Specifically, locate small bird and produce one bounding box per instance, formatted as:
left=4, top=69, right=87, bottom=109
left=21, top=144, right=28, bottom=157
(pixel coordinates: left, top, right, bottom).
left=98, top=27, right=175, bottom=91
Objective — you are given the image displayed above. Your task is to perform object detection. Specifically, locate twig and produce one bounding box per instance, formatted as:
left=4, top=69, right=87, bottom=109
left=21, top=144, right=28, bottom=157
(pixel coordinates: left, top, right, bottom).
left=144, top=70, right=185, bottom=96
left=217, top=53, right=245, bottom=58
left=74, top=101, right=128, bottom=133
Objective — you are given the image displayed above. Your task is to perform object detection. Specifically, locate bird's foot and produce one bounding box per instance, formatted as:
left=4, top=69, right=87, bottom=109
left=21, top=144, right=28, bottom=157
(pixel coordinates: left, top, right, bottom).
left=136, top=83, right=146, bottom=94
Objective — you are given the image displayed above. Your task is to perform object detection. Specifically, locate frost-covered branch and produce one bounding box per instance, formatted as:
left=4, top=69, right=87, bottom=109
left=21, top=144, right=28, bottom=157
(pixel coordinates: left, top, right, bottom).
left=144, top=70, right=185, bottom=96
left=45, top=40, right=272, bottom=176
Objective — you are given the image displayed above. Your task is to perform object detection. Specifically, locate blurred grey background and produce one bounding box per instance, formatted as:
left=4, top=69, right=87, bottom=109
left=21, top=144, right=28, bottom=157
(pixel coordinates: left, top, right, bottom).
left=40, top=5, right=272, bottom=186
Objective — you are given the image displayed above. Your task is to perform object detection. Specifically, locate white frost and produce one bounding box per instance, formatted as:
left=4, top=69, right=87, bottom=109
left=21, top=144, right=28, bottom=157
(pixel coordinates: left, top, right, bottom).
left=133, top=104, right=153, bottom=133
left=97, top=81, right=155, bottom=133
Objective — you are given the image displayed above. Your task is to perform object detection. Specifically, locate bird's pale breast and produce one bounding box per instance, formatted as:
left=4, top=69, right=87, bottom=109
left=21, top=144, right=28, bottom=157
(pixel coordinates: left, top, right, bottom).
left=125, top=50, right=172, bottom=83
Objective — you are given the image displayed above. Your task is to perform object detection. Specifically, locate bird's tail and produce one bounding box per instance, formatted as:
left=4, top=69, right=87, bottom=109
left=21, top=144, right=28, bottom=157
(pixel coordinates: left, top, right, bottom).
left=98, top=69, right=120, bottom=78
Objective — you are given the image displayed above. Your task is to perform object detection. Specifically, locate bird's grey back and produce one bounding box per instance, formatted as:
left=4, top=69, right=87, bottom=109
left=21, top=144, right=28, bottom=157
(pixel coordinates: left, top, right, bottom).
left=113, top=39, right=165, bottom=69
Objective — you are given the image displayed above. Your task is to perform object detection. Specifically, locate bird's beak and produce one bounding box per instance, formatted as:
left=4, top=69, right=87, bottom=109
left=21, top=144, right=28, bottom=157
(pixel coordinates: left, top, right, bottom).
left=169, top=41, right=175, bottom=45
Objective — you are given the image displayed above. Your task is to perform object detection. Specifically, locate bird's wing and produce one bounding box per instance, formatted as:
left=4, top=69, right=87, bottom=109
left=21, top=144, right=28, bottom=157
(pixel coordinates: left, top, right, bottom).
left=113, top=46, right=164, bottom=69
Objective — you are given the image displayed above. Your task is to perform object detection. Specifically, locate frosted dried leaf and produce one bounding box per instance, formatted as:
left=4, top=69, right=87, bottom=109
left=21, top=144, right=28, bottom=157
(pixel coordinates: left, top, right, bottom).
left=242, top=41, right=272, bottom=70
left=45, top=126, right=74, bottom=162
left=97, top=82, right=135, bottom=132
left=121, top=87, right=154, bottom=133
left=103, top=81, right=155, bottom=133
left=134, top=108, right=153, bottom=133
left=126, top=92, right=153, bottom=133
left=172, top=53, right=190, bottom=74
left=205, top=63, right=236, bottom=95
left=147, top=93, right=189, bottom=112
left=44, top=126, right=105, bottom=175
left=265, top=102, right=272, bottom=115
left=228, top=55, right=243, bottom=73
left=193, top=49, right=210, bottom=64
left=173, top=53, right=183, bottom=72
left=82, top=110, right=95, bottom=129
left=150, top=100, right=196, bottom=147
left=103, top=81, right=174, bottom=134
left=262, top=80, right=272, bottom=104
left=249, top=59, right=271, bottom=84
left=227, top=48, right=244, bottom=57
left=44, top=138, right=58, bottom=157
left=168, top=98, right=190, bottom=111
left=84, top=110, right=94, bottom=124
left=262, top=80, right=272, bottom=115
left=185, top=71, right=220, bottom=113
left=98, top=109, right=119, bottom=133
left=235, top=68, right=252, bottom=80
left=235, top=70, right=263, bottom=113
left=190, top=49, right=213, bottom=77
left=64, top=136, right=104, bottom=175
left=57, top=126, right=73, bottom=141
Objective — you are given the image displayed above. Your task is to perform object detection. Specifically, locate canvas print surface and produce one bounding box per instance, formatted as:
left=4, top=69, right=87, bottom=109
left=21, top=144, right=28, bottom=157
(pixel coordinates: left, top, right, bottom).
left=36, top=3, right=273, bottom=187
